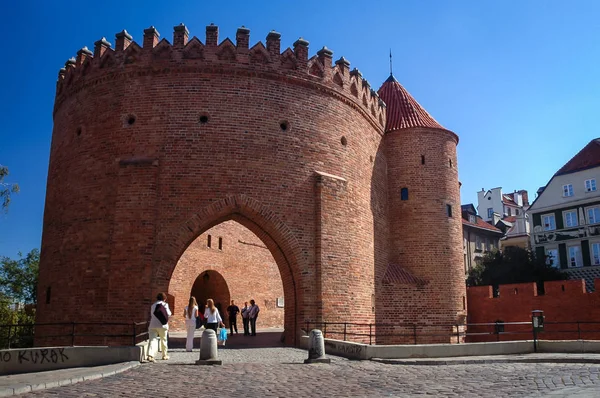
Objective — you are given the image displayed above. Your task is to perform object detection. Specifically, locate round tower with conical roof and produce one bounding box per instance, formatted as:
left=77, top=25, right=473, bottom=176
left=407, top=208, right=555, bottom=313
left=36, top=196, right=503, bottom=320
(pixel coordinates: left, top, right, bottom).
left=376, top=74, right=466, bottom=342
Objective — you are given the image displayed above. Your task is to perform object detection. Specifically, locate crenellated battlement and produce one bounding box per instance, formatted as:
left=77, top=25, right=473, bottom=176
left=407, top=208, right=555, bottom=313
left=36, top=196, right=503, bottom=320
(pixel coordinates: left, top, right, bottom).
left=55, top=23, right=385, bottom=128
left=467, top=279, right=600, bottom=298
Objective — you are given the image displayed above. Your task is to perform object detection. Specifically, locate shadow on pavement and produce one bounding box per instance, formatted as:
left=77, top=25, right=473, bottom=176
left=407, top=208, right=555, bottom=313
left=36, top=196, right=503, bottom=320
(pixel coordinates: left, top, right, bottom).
left=168, top=330, right=286, bottom=349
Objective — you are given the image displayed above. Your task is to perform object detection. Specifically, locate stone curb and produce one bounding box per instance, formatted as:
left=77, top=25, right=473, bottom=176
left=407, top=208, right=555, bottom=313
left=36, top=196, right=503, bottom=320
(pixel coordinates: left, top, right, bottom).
left=0, top=361, right=140, bottom=397
left=371, top=356, right=600, bottom=366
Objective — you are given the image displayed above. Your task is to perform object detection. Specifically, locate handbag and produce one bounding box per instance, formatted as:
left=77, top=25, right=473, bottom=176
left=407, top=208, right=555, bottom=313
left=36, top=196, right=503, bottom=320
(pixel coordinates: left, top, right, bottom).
left=219, top=327, right=228, bottom=341
left=196, top=311, right=205, bottom=329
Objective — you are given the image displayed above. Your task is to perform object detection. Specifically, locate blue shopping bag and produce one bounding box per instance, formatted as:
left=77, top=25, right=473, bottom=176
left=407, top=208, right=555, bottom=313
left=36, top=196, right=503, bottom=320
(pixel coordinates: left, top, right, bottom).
left=219, top=327, right=228, bottom=341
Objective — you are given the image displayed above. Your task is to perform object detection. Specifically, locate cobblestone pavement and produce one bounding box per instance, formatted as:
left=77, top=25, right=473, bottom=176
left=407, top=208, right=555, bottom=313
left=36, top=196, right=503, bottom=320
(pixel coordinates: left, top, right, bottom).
left=20, top=348, right=600, bottom=397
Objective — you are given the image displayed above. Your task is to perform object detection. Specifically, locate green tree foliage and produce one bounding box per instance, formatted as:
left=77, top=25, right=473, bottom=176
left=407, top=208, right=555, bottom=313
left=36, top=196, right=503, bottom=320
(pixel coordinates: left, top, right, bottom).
left=0, top=249, right=40, bottom=305
left=0, top=296, right=35, bottom=348
left=0, top=165, right=20, bottom=212
left=0, top=250, right=39, bottom=348
left=466, top=246, right=568, bottom=290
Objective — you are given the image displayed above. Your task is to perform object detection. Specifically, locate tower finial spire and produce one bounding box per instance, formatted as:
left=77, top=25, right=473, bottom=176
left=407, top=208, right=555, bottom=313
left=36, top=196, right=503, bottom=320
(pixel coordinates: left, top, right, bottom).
left=389, top=49, right=393, bottom=76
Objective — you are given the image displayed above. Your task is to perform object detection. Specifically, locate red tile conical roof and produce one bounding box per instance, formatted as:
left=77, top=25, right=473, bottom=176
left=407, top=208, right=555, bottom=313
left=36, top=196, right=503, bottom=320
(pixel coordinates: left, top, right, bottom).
left=377, top=74, right=446, bottom=132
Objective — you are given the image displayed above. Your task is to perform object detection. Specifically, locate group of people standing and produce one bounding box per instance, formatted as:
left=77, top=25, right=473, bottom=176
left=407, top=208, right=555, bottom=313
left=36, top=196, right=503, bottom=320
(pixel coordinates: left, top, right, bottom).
left=146, top=292, right=262, bottom=362
left=226, top=299, right=260, bottom=336
left=183, top=297, right=225, bottom=351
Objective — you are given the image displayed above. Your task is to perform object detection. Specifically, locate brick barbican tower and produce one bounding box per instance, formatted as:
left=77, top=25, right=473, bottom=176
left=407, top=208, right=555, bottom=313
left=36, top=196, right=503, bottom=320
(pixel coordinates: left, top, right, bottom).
left=37, top=24, right=466, bottom=346
left=376, top=74, right=466, bottom=338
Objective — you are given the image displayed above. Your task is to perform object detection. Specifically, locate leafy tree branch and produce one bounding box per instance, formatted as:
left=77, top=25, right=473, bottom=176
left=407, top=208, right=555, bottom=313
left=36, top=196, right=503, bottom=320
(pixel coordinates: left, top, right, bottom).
left=0, top=249, right=39, bottom=305
left=0, top=165, right=20, bottom=212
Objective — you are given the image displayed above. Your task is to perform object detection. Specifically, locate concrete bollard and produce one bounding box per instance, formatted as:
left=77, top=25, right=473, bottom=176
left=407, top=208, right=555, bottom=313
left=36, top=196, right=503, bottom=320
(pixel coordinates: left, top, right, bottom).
left=195, top=329, right=222, bottom=365
left=304, top=329, right=331, bottom=364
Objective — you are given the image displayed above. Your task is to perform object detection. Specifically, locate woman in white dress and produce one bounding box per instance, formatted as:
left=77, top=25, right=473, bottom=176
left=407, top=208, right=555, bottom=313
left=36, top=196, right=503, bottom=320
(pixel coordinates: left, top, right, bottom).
left=183, top=296, right=199, bottom=352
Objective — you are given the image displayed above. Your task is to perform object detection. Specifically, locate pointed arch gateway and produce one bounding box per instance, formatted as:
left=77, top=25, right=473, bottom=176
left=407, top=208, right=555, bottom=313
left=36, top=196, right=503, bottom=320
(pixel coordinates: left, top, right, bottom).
left=157, top=195, right=303, bottom=345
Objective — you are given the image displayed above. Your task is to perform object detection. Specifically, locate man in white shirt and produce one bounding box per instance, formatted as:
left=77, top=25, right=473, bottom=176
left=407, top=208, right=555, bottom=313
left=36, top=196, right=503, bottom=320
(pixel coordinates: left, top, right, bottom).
left=249, top=299, right=260, bottom=336
left=147, top=292, right=172, bottom=362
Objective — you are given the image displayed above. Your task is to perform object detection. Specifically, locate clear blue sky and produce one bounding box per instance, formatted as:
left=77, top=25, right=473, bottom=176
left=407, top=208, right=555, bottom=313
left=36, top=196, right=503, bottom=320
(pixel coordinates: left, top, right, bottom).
left=0, top=0, right=599, bottom=258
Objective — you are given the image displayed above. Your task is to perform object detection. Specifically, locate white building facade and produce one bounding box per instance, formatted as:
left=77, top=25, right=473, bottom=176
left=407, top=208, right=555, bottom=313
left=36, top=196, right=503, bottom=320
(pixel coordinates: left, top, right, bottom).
left=477, top=187, right=530, bottom=248
left=528, top=139, right=600, bottom=291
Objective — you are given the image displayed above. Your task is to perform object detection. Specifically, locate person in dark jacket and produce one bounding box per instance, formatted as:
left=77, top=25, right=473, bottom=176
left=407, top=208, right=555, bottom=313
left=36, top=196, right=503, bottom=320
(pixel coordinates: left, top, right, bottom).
left=227, top=300, right=240, bottom=334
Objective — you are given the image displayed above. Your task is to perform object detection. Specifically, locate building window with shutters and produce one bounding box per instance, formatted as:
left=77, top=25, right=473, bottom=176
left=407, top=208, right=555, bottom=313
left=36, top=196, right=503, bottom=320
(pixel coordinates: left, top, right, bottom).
left=585, top=179, right=596, bottom=192
left=542, top=213, right=556, bottom=231
left=564, top=210, right=578, bottom=228
left=563, top=184, right=574, bottom=197
left=591, top=242, right=600, bottom=266
left=546, top=248, right=559, bottom=268
left=568, top=245, right=582, bottom=267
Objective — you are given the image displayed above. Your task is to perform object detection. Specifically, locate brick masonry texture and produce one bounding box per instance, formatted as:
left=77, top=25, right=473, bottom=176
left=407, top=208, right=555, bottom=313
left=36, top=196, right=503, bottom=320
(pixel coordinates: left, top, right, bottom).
left=467, top=279, right=600, bottom=341
left=168, top=221, right=284, bottom=331
left=37, top=23, right=465, bottom=345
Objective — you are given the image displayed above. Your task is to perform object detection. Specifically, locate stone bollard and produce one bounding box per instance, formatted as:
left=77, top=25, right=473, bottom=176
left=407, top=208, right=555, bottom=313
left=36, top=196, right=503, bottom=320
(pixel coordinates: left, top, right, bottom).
left=195, top=329, right=222, bottom=365
left=304, top=329, right=331, bottom=364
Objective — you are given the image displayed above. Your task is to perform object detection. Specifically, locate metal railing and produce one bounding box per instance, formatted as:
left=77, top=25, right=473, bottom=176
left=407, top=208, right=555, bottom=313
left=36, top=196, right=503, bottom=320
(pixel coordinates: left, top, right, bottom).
left=539, top=321, right=600, bottom=340
left=0, top=321, right=149, bottom=349
left=304, top=320, right=600, bottom=346
left=304, top=321, right=467, bottom=345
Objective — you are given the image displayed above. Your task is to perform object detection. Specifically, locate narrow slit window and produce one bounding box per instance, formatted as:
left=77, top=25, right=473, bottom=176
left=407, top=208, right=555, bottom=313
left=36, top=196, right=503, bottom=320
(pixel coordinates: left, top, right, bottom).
left=446, top=204, right=453, bottom=217
left=400, top=188, right=409, bottom=201
left=421, top=155, right=425, bottom=165
left=46, top=286, right=51, bottom=304
left=207, top=235, right=212, bottom=248
left=218, top=237, right=223, bottom=250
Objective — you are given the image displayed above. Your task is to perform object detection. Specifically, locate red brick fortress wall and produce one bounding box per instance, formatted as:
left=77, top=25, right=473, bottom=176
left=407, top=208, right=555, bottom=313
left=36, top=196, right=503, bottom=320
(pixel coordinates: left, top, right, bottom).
left=467, top=279, right=600, bottom=342
left=37, top=22, right=468, bottom=346
left=37, top=23, right=386, bottom=345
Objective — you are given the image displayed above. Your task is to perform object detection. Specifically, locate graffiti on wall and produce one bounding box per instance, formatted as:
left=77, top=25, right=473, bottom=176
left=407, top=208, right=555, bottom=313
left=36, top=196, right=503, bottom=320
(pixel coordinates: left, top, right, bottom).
left=0, top=348, right=69, bottom=365
left=324, top=341, right=364, bottom=358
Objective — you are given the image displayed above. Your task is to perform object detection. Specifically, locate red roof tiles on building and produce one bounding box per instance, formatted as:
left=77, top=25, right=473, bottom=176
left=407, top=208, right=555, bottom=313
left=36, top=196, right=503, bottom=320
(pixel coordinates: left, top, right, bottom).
left=462, top=216, right=503, bottom=233
left=502, top=195, right=517, bottom=206
left=377, top=75, right=447, bottom=132
left=555, top=138, right=600, bottom=176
